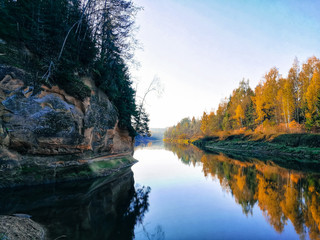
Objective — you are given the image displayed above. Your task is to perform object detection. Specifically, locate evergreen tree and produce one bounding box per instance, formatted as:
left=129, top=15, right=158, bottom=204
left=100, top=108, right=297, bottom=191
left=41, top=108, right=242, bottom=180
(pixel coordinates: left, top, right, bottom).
left=0, top=0, right=145, bottom=137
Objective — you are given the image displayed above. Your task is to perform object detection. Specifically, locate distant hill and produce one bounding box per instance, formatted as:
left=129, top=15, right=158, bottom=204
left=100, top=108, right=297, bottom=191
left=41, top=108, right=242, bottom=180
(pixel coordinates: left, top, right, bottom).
left=150, top=128, right=166, bottom=140
left=135, top=128, right=166, bottom=146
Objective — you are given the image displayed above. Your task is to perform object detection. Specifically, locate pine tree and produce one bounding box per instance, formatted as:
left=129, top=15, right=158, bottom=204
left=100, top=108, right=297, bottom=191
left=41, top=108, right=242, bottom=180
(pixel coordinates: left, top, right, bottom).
left=0, top=0, right=144, bottom=136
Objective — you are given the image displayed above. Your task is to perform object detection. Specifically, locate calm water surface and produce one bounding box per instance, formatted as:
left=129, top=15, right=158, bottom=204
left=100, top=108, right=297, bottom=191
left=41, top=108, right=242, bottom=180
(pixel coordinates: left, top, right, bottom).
left=0, top=141, right=320, bottom=240
left=132, top=142, right=320, bottom=240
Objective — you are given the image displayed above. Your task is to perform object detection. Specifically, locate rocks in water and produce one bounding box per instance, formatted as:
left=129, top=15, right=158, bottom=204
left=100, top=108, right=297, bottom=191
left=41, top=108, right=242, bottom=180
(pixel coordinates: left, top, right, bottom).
left=0, top=215, right=46, bottom=240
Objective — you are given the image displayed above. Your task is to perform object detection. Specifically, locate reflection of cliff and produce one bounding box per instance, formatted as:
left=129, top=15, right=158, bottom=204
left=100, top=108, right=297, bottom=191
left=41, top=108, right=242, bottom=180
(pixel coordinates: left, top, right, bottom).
left=0, top=169, right=150, bottom=240
left=166, top=143, right=320, bottom=240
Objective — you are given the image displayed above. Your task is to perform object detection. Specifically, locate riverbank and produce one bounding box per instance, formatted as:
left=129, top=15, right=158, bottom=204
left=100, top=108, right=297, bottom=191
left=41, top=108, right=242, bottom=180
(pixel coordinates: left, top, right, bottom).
left=163, top=138, right=194, bottom=145
left=193, top=133, right=320, bottom=161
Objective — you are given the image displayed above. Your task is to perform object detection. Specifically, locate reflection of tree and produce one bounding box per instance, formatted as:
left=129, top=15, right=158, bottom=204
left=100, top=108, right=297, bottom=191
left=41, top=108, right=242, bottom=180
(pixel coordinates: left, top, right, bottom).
left=256, top=174, right=286, bottom=232
left=109, top=185, right=151, bottom=240
left=164, top=142, right=203, bottom=166
left=201, top=153, right=258, bottom=215
left=280, top=180, right=304, bottom=235
left=231, top=167, right=257, bottom=215
left=165, top=142, right=320, bottom=239
left=303, top=176, right=320, bottom=240
left=138, top=224, right=165, bottom=240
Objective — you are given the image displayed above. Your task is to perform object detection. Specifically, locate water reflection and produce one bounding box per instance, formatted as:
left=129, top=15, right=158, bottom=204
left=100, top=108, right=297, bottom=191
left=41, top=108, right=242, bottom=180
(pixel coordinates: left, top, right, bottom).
left=135, top=140, right=164, bottom=150
left=0, top=169, right=150, bottom=240
left=164, top=142, right=320, bottom=240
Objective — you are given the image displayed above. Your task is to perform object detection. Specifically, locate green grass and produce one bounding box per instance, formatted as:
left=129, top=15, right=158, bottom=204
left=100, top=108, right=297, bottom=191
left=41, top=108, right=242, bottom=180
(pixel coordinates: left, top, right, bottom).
left=78, top=170, right=91, bottom=176
left=271, top=133, right=320, bottom=147
left=20, top=166, right=39, bottom=173
left=193, top=132, right=320, bottom=163
left=89, top=157, right=132, bottom=173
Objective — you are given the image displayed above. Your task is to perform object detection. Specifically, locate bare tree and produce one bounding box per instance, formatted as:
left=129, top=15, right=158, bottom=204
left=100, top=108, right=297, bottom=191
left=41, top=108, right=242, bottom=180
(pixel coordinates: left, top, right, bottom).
left=134, top=76, right=164, bottom=136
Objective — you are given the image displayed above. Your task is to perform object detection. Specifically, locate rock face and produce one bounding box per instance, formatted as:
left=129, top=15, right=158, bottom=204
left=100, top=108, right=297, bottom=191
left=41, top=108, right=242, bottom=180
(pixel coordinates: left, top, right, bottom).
left=0, top=65, right=134, bottom=187
left=0, top=215, right=46, bottom=240
left=0, top=65, right=133, bottom=156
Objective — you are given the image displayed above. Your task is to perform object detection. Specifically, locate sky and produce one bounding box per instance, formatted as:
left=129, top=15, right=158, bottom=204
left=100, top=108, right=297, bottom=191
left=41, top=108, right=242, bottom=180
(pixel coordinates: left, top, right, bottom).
left=131, top=0, right=320, bottom=128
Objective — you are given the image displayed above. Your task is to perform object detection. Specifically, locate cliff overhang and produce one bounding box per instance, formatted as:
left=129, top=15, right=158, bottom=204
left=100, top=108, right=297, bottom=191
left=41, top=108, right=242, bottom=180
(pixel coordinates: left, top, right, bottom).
left=0, top=65, right=135, bottom=187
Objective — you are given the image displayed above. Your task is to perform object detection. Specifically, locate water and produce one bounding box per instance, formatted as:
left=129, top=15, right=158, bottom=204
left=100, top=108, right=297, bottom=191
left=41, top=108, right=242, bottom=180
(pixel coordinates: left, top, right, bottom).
left=0, top=141, right=320, bottom=239
left=132, top=141, right=320, bottom=240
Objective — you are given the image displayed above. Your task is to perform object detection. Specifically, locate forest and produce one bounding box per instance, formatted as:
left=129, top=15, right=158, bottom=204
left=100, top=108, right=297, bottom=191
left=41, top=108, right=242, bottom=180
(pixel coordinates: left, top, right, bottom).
left=0, top=0, right=149, bottom=136
left=164, top=56, right=320, bottom=141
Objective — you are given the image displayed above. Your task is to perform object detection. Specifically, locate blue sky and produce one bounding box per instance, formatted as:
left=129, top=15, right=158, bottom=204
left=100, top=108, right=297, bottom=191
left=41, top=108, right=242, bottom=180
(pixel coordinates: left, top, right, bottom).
left=132, top=0, right=320, bottom=128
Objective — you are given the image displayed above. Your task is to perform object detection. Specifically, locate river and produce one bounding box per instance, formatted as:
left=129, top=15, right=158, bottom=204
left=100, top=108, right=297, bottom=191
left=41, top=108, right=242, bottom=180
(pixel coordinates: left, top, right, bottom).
left=0, top=141, right=320, bottom=239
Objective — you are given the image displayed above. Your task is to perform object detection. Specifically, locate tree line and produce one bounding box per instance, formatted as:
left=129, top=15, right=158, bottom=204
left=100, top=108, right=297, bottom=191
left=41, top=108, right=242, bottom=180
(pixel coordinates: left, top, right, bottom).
left=0, top=0, right=149, bottom=136
left=165, top=56, right=320, bottom=140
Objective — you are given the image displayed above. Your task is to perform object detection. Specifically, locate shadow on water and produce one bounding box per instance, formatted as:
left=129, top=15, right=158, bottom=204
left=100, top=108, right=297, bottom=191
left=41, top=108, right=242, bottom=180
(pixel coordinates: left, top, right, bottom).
left=0, top=168, right=151, bottom=240
left=164, top=142, right=320, bottom=240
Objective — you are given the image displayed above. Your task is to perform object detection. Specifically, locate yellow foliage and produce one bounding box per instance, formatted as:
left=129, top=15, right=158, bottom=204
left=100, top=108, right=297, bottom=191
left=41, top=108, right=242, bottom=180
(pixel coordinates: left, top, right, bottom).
left=200, top=111, right=209, bottom=135
left=235, top=104, right=245, bottom=127
left=253, top=83, right=265, bottom=123
left=306, top=69, right=320, bottom=119
left=309, top=186, right=315, bottom=193
left=277, top=77, right=295, bottom=125
left=288, top=120, right=304, bottom=133
left=290, top=174, right=300, bottom=184
left=299, top=56, right=320, bottom=109
left=256, top=175, right=285, bottom=232
left=233, top=127, right=247, bottom=135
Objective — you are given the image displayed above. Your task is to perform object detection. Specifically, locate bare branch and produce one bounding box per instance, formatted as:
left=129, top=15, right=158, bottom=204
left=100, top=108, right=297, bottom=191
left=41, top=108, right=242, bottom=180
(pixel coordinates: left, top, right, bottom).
left=134, top=75, right=164, bottom=134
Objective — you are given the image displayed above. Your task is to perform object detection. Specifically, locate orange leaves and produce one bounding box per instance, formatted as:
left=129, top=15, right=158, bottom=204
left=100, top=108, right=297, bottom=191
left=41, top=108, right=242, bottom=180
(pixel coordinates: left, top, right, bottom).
left=166, top=55, right=320, bottom=139
left=277, top=77, right=295, bottom=125
left=200, top=111, right=209, bottom=135
left=253, top=67, right=280, bottom=124
left=306, top=68, right=320, bottom=116
left=235, top=104, right=245, bottom=127
left=288, top=120, right=304, bottom=133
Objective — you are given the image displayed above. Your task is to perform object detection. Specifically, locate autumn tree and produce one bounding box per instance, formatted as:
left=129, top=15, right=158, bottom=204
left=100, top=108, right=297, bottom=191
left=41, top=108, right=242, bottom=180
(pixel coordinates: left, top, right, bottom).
left=277, top=77, right=294, bottom=127
left=235, top=104, right=245, bottom=127
left=217, top=98, right=229, bottom=131
left=228, top=80, right=254, bottom=129
left=305, top=64, right=320, bottom=129
left=164, top=117, right=201, bottom=140
left=288, top=58, right=300, bottom=122
left=298, top=56, right=320, bottom=123
left=200, top=112, right=209, bottom=135
left=166, top=55, right=320, bottom=136
left=253, top=83, right=264, bottom=124
left=253, top=67, right=280, bottom=125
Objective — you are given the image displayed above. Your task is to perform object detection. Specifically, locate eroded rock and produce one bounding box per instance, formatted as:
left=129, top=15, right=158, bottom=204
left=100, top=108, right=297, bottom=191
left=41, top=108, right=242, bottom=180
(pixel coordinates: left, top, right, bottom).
left=0, top=215, right=46, bottom=240
left=0, top=65, right=134, bottom=187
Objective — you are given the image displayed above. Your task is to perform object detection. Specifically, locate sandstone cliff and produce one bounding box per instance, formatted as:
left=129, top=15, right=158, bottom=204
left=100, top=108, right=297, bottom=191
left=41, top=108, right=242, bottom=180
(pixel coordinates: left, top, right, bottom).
left=0, top=65, right=135, bottom=187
